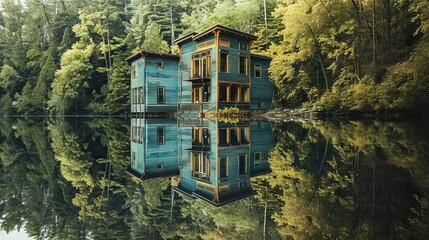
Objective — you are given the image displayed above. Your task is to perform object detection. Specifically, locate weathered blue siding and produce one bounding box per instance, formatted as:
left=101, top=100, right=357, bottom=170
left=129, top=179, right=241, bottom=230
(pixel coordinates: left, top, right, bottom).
left=130, top=53, right=180, bottom=113
left=130, top=118, right=179, bottom=178
left=249, top=121, right=273, bottom=175
left=250, top=56, right=274, bottom=110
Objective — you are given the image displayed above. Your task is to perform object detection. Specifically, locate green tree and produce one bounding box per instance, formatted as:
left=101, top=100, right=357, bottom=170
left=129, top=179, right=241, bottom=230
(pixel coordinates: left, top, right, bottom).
left=48, top=40, right=94, bottom=114
left=142, top=22, right=170, bottom=52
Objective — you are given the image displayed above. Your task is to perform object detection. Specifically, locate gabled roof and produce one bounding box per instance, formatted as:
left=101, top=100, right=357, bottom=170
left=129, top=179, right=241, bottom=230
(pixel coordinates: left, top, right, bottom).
left=175, top=24, right=257, bottom=45
left=126, top=49, right=180, bottom=64
left=174, top=31, right=198, bottom=45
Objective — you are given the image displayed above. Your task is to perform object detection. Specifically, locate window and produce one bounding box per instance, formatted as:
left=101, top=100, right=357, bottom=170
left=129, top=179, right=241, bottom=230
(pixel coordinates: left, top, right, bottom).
left=192, top=127, right=210, bottom=145
left=239, top=42, right=248, bottom=51
left=230, top=85, right=239, bottom=102
left=220, top=53, right=228, bottom=72
left=220, top=157, right=228, bottom=178
left=218, top=127, right=250, bottom=147
left=254, top=152, right=262, bottom=166
left=131, top=126, right=143, bottom=143
left=218, top=84, right=228, bottom=102
left=239, top=155, right=248, bottom=175
left=131, top=89, right=135, bottom=104
left=239, top=56, right=248, bottom=75
left=156, top=163, right=164, bottom=170
left=131, top=64, right=137, bottom=79
left=192, top=85, right=211, bottom=103
left=218, top=84, right=249, bottom=103
left=254, top=64, right=262, bottom=78
left=218, top=128, right=228, bottom=146
left=192, top=152, right=210, bottom=180
left=156, top=61, right=164, bottom=69
left=131, top=152, right=136, bottom=166
left=157, top=127, right=165, bottom=145
left=241, top=86, right=249, bottom=102
left=240, top=128, right=249, bottom=144
left=230, top=128, right=239, bottom=145
left=157, top=86, right=165, bottom=104
left=192, top=51, right=211, bottom=78
left=139, top=87, right=144, bottom=103
left=131, top=87, right=144, bottom=104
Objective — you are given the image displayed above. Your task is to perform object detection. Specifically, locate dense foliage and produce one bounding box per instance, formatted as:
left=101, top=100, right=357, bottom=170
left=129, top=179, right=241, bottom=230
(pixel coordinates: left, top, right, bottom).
left=1, top=0, right=426, bottom=115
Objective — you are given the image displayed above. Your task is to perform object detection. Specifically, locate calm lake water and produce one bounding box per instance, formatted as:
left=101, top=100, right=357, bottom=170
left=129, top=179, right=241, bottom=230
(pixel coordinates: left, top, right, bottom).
left=0, top=117, right=428, bottom=239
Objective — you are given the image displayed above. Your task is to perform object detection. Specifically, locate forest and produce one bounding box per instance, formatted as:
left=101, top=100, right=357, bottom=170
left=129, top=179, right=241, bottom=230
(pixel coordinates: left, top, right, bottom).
left=1, top=0, right=428, bottom=115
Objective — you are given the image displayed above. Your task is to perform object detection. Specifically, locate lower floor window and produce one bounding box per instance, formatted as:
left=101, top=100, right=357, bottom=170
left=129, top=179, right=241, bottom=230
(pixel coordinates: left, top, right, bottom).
left=191, top=152, right=210, bottom=180
left=192, top=84, right=210, bottom=103
left=218, top=127, right=250, bottom=147
left=218, top=83, right=249, bottom=103
left=239, top=155, right=248, bottom=175
left=131, top=86, right=144, bottom=104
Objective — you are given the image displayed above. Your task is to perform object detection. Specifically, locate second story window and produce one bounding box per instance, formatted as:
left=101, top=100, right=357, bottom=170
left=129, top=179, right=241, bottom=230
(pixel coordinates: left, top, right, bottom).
left=239, top=42, right=248, bottom=51
left=254, top=64, right=262, bottom=78
left=220, top=53, right=228, bottom=72
left=192, top=51, right=211, bottom=78
left=131, top=64, right=137, bottom=79
left=239, top=56, right=248, bottom=75
left=157, top=86, right=165, bottom=104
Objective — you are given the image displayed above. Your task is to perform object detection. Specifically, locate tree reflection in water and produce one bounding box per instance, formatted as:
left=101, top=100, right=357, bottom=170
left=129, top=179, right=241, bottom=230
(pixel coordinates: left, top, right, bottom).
left=0, top=118, right=428, bottom=239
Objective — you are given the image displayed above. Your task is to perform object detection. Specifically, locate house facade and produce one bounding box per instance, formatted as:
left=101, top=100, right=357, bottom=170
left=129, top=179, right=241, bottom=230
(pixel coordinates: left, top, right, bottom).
left=127, top=25, right=274, bottom=116
left=126, top=50, right=180, bottom=116
left=176, top=25, right=274, bottom=115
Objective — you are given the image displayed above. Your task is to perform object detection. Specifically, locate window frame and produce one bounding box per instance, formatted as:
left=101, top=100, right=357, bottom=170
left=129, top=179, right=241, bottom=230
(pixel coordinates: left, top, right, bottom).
left=239, top=56, right=249, bottom=75
left=192, top=51, right=211, bottom=79
left=131, top=151, right=136, bottom=166
left=219, top=52, right=229, bottom=73
left=254, top=152, right=262, bottom=166
left=239, top=42, right=248, bottom=51
left=219, top=157, right=228, bottom=178
left=156, top=61, right=164, bottom=69
left=254, top=64, right=262, bottom=78
left=157, top=86, right=165, bottom=104
left=238, top=154, right=248, bottom=175
left=131, top=64, right=137, bottom=79
left=156, top=162, right=164, bottom=170
left=157, top=127, right=165, bottom=145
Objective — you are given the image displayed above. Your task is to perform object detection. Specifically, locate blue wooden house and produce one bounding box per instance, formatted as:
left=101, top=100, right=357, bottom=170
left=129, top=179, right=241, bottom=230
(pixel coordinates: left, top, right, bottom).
left=126, top=118, right=179, bottom=180
left=126, top=50, right=180, bottom=115
left=175, top=24, right=275, bottom=115
left=127, top=25, right=274, bottom=116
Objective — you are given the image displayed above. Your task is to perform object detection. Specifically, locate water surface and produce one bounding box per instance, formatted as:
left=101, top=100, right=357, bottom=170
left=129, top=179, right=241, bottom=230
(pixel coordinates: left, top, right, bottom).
left=0, top=117, right=428, bottom=239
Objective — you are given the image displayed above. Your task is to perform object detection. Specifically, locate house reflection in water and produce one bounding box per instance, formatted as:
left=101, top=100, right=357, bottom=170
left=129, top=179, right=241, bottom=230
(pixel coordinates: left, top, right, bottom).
left=126, top=118, right=273, bottom=206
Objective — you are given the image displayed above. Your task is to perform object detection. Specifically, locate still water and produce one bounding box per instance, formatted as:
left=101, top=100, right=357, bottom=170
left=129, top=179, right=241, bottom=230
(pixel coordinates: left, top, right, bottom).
left=0, top=117, right=428, bottom=239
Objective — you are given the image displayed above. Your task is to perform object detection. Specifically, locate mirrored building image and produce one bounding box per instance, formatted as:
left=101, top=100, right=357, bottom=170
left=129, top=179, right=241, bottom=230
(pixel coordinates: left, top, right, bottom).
left=126, top=118, right=274, bottom=206
left=127, top=118, right=180, bottom=180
